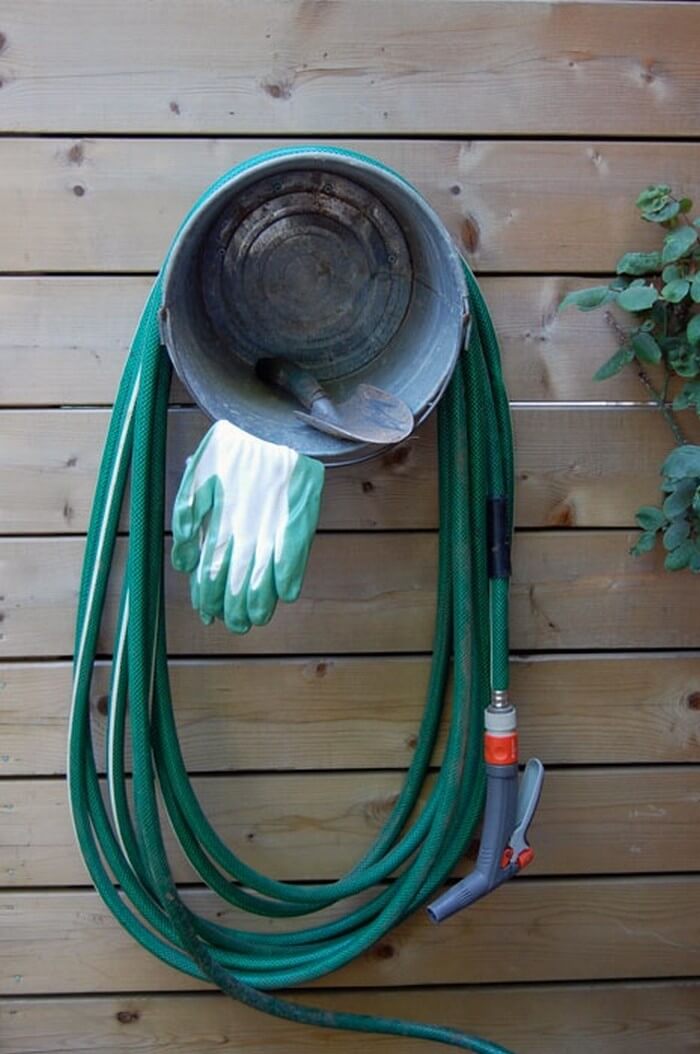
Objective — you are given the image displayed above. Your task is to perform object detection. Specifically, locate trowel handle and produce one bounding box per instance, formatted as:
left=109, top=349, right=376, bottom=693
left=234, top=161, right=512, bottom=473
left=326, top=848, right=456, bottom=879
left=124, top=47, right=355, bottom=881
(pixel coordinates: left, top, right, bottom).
left=256, top=357, right=325, bottom=411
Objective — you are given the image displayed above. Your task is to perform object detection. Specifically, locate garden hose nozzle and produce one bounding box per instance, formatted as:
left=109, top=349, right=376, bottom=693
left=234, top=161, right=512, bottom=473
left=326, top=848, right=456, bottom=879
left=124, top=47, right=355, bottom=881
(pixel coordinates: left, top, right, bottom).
left=427, top=699, right=545, bottom=923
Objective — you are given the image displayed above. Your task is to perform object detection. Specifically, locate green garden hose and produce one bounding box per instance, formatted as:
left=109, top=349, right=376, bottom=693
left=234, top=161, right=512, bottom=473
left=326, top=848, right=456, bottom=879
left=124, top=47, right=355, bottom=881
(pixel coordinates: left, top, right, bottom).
left=68, top=154, right=516, bottom=1053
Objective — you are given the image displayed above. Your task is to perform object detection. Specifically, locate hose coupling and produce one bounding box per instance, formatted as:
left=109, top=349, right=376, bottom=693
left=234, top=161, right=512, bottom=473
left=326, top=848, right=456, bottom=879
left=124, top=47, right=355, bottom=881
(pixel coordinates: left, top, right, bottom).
left=490, top=688, right=510, bottom=710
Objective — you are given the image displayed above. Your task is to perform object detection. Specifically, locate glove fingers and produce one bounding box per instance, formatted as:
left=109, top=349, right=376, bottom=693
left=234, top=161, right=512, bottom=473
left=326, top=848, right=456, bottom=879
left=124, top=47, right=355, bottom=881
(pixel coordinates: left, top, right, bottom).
left=191, top=494, right=230, bottom=620
left=172, top=420, right=229, bottom=570
left=189, top=563, right=205, bottom=621
left=172, top=431, right=215, bottom=533
left=197, top=536, right=231, bottom=623
left=224, top=555, right=253, bottom=635
left=274, top=458, right=324, bottom=602
left=246, top=556, right=278, bottom=627
left=172, top=477, right=216, bottom=573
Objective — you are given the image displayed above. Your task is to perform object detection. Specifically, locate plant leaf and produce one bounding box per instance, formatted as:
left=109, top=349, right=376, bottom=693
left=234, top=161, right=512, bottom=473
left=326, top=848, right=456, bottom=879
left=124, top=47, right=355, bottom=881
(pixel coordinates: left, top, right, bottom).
left=645, top=200, right=680, bottom=225
left=673, top=381, right=700, bottom=415
left=630, top=530, right=657, bottom=557
left=593, top=347, right=633, bottom=381
left=636, top=185, right=671, bottom=209
left=631, top=331, right=662, bottom=363
left=616, top=251, right=662, bottom=276
left=662, top=444, right=700, bottom=482
left=662, top=264, right=683, bottom=283
left=691, top=274, right=700, bottom=304
left=664, top=539, right=694, bottom=571
left=651, top=302, right=670, bottom=330
left=663, top=517, right=691, bottom=550
left=663, top=479, right=698, bottom=518
left=693, top=487, right=700, bottom=517
left=668, top=342, right=700, bottom=378
left=687, top=314, right=700, bottom=346
left=679, top=198, right=693, bottom=214
left=662, top=226, right=698, bottom=264
left=616, top=285, right=658, bottom=312
left=662, top=278, right=690, bottom=303
left=558, top=286, right=613, bottom=312
left=635, top=506, right=666, bottom=531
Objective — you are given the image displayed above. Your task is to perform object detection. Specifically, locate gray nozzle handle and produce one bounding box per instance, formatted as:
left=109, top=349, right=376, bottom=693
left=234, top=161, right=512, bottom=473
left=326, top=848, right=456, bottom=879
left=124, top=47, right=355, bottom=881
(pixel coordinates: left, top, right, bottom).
left=427, top=758, right=544, bottom=924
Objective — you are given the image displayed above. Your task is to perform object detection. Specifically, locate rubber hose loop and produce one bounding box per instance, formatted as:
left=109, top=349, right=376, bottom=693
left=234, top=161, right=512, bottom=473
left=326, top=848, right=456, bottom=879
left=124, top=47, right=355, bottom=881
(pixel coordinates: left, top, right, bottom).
left=68, top=150, right=515, bottom=1054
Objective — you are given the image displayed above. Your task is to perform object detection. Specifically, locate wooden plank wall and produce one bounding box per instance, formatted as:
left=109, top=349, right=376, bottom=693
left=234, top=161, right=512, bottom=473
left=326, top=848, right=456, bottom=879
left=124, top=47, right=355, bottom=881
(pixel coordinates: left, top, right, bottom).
left=1, top=2, right=700, bottom=1051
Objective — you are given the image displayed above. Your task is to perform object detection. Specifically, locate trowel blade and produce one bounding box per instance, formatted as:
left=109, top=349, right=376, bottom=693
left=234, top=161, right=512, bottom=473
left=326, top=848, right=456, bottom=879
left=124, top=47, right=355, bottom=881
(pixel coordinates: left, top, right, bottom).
left=295, top=383, right=414, bottom=445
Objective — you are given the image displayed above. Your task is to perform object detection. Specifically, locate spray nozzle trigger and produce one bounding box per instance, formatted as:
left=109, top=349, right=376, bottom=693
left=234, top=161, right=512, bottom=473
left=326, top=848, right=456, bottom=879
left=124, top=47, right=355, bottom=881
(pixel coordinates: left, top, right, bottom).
left=508, top=758, right=545, bottom=861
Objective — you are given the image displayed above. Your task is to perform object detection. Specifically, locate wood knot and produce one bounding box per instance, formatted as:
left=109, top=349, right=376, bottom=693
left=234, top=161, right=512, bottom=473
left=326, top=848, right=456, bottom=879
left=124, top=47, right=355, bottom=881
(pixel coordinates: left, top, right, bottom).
left=95, top=695, right=109, bottom=716
left=450, top=185, right=462, bottom=196
left=67, top=143, right=84, bottom=165
left=460, top=214, right=481, bottom=254
left=361, top=480, right=374, bottom=494
left=383, top=444, right=410, bottom=469
left=406, top=733, right=418, bottom=750
left=315, top=661, right=327, bottom=678
left=687, top=692, right=700, bottom=711
left=547, top=501, right=576, bottom=528
left=365, top=794, right=398, bottom=826
left=640, top=59, right=658, bottom=85
left=116, top=1010, right=139, bottom=1024
left=169, top=100, right=181, bottom=114
left=0, top=33, right=6, bottom=52
left=72, top=184, right=86, bottom=197
left=373, top=942, right=395, bottom=960
left=262, top=79, right=292, bottom=100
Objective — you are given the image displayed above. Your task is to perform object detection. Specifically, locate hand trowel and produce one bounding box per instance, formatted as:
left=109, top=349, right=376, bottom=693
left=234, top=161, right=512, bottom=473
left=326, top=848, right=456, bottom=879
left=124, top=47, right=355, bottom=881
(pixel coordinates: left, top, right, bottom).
left=256, top=357, right=414, bottom=446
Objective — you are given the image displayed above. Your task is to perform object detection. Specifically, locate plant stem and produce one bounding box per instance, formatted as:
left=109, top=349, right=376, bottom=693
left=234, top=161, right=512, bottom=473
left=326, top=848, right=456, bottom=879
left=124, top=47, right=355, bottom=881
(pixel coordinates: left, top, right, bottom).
left=603, top=310, right=687, bottom=445
left=635, top=367, right=687, bottom=445
left=661, top=366, right=671, bottom=405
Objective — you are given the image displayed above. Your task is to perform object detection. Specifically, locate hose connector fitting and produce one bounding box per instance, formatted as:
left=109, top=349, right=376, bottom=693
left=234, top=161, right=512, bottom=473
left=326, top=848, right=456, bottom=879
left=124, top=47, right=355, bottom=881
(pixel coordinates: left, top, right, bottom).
left=490, top=688, right=510, bottom=710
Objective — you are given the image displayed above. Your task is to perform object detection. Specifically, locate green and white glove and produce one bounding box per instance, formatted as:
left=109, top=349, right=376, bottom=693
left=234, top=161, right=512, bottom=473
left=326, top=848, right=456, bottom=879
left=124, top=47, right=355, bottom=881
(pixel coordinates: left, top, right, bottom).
left=171, top=419, right=325, bottom=634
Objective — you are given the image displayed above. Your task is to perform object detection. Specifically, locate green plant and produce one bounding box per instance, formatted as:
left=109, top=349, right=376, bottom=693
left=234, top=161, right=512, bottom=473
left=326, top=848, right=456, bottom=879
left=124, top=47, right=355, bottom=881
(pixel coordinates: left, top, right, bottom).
left=560, top=185, right=700, bottom=572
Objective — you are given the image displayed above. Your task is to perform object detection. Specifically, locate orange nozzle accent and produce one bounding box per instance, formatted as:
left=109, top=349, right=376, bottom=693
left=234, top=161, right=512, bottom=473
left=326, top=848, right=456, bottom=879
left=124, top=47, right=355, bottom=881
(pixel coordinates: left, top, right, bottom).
left=500, top=846, right=514, bottom=869
left=517, top=847, right=535, bottom=870
left=484, top=731, right=518, bottom=766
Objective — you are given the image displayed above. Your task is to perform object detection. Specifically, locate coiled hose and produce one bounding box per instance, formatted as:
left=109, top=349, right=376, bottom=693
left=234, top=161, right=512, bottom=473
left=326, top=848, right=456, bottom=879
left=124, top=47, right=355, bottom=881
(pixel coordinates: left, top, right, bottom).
left=68, top=156, right=515, bottom=1054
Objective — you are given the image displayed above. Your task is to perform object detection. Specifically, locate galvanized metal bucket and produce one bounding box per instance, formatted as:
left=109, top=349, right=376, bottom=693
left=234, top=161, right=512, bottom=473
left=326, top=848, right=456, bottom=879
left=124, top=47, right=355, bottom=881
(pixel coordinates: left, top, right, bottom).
left=160, top=146, right=468, bottom=466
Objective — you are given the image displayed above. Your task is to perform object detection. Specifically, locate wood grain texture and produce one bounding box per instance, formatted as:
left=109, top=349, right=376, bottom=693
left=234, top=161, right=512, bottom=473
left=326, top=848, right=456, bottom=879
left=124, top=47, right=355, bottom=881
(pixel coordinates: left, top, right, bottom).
left=3, top=878, right=700, bottom=993
left=4, top=767, right=699, bottom=886
left=4, top=0, right=700, bottom=1043
left=3, top=983, right=700, bottom=1054
left=2, top=533, right=699, bottom=658
left=3, top=406, right=696, bottom=533
left=1, top=138, right=698, bottom=273
left=0, top=275, right=660, bottom=406
left=3, top=653, right=698, bottom=777
left=2, top=2, right=699, bottom=136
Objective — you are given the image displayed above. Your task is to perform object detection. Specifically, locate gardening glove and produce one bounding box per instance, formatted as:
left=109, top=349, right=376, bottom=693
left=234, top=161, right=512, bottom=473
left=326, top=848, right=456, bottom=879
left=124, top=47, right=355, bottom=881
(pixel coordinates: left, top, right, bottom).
left=171, top=419, right=325, bottom=634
